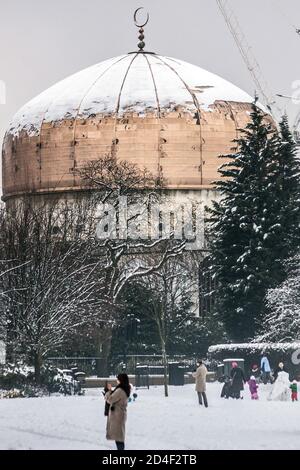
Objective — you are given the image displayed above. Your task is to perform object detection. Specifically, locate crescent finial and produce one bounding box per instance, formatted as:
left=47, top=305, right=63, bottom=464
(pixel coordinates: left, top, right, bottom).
left=133, top=7, right=149, bottom=51
left=134, top=7, right=149, bottom=28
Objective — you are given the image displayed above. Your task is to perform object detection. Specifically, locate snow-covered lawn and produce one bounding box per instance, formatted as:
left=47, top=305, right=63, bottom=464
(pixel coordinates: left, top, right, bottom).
left=0, top=383, right=299, bottom=450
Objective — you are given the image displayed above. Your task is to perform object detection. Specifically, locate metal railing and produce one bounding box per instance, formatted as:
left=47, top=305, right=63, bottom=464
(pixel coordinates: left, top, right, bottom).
left=47, top=354, right=199, bottom=376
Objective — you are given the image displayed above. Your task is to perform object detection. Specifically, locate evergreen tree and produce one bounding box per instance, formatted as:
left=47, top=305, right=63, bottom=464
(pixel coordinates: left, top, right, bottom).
left=207, top=103, right=300, bottom=341
left=272, top=115, right=300, bottom=253
left=110, top=282, right=159, bottom=358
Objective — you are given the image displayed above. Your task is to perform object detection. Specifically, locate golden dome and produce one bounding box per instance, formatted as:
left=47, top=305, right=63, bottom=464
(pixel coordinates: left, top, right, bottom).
left=2, top=52, right=265, bottom=201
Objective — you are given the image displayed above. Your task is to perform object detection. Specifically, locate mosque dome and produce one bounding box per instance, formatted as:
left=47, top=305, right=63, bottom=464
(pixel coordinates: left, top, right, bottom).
left=2, top=50, right=267, bottom=201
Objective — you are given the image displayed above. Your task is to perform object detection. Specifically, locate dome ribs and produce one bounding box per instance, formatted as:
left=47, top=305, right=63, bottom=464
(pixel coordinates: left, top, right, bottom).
left=143, top=53, right=163, bottom=184
left=70, top=54, right=129, bottom=186
left=153, top=55, right=204, bottom=186
left=114, top=53, right=139, bottom=118
left=143, top=54, right=161, bottom=118
left=2, top=53, right=264, bottom=201
left=110, top=53, right=139, bottom=162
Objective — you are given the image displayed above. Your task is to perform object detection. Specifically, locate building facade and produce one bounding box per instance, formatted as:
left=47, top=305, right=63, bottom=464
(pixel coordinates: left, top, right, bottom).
left=2, top=40, right=272, bottom=315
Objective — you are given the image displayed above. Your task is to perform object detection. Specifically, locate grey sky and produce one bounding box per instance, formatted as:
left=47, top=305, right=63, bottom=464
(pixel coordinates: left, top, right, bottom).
left=0, top=0, right=300, bottom=150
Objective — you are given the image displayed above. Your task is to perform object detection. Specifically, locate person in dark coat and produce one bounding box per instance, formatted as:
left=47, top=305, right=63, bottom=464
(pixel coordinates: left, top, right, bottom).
left=230, top=362, right=246, bottom=399
left=102, top=381, right=110, bottom=417
left=221, top=376, right=232, bottom=399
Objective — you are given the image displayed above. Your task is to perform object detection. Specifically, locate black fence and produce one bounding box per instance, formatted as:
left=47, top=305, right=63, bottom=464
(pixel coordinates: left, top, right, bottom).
left=46, top=354, right=199, bottom=378
left=135, top=362, right=187, bottom=388
left=111, top=354, right=198, bottom=375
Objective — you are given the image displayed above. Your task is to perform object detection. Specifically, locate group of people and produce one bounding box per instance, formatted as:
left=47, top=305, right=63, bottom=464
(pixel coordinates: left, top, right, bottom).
left=192, top=359, right=251, bottom=403
left=192, top=359, right=250, bottom=404
left=258, top=355, right=290, bottom=384
left=220, top=362, right=247, bottom=400
left=103, top=357, right=298, bottom=451
left=219, top=355, right=299, bottom=402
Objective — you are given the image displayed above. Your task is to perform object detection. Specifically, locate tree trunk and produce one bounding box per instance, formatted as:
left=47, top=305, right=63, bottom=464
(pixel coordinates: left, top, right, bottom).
left=5, top=340, right=15, bottom=364
left=95, top=326, right=113, bottom=377
left=155, top=305, right=169, bottom=397
left=34, top=351, right=42, bottom=383
left=161, top=340, right=169, bottom=397
left=5, top=326, right=16, bottom=363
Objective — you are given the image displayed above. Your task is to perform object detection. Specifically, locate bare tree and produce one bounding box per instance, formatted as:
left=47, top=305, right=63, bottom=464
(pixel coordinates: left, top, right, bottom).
left=0, top=201, right=109, bottom=380
left=135, top=257, right=198, bottom=397
left=0, top=154, right=186, bottom=379
left=75, top=155, right=186, bottom=374
left=76, top=153, right=162, bottom=199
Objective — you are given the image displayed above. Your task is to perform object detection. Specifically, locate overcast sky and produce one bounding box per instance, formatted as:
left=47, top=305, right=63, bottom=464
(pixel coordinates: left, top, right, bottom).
left=0, top=0, right=300, bottom=151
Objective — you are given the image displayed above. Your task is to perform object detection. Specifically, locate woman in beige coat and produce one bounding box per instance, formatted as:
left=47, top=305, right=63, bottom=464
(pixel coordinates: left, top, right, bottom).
left=192, top=360, right=208, bottom=407
left=105, top=373, right=131, bottom=450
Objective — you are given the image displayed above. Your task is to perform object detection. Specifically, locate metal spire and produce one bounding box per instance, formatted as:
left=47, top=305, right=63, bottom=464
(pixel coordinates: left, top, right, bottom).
left=134, top=7, right=149, bottom=51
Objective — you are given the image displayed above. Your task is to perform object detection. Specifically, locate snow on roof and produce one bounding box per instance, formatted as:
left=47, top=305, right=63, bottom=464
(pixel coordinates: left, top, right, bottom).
left=7, top=52, right=256, bottom=138
left=223, top=358, right=245, bottom=362
left=208, top=342, right=300, bottom=353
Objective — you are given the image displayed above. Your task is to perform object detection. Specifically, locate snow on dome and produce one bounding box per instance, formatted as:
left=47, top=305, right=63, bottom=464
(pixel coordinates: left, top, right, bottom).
left=7, top=52, right=256, bottom=138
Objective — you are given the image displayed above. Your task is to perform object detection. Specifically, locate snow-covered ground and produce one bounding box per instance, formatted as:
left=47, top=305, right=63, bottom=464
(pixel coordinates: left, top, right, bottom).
left=0, top=383, right=299, bottom=450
